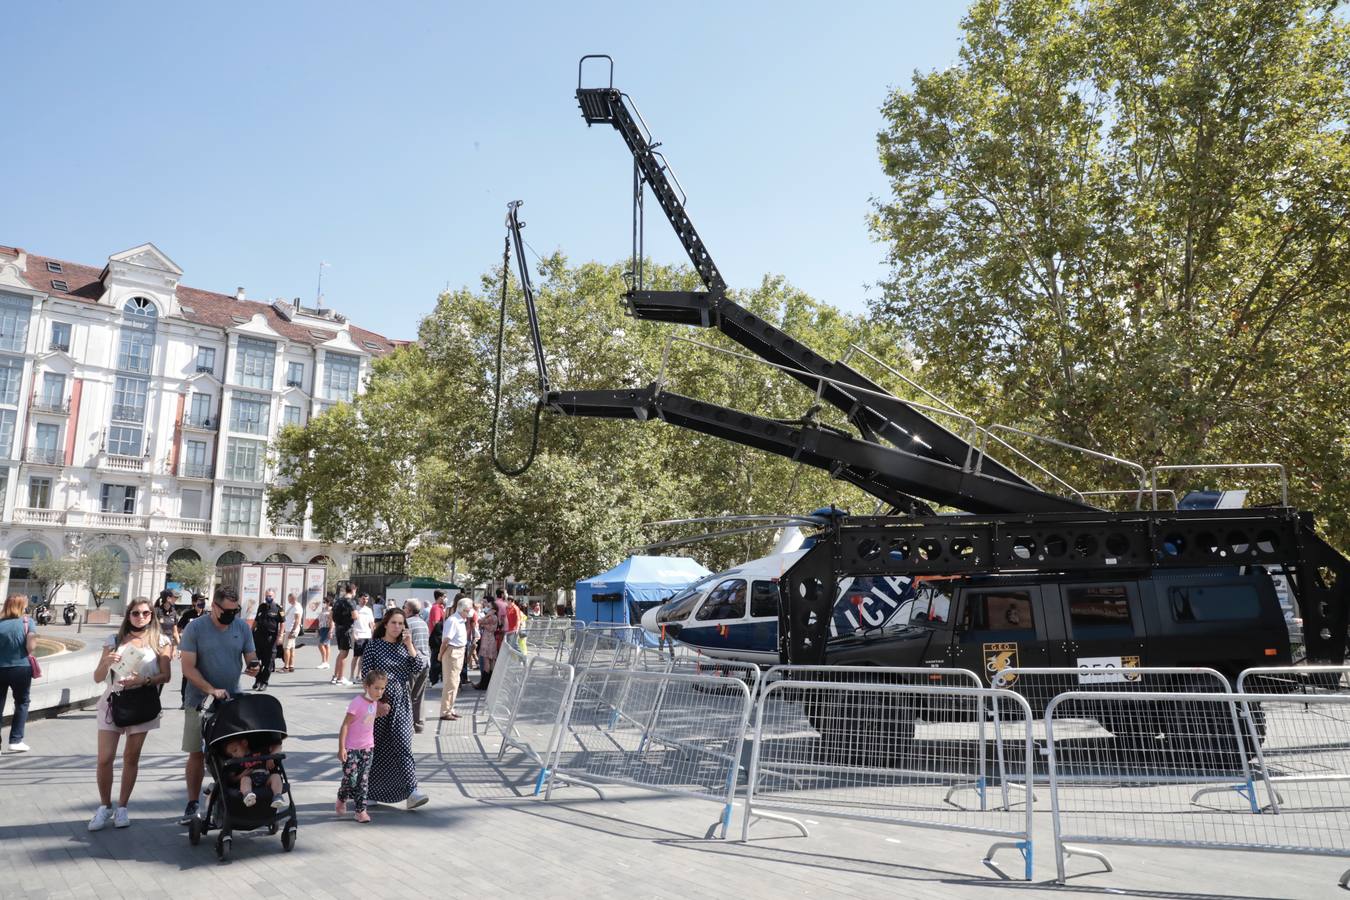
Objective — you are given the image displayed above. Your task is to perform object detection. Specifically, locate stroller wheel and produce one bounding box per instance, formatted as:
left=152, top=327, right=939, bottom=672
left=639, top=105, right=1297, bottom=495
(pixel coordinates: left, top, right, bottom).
left=215, top=833, right=231, bottom=862
left=281, top=823, right=296, bottom=852
left=188, top=817, right=202, bottom=846
left=267, top=822, right=279, bottom=835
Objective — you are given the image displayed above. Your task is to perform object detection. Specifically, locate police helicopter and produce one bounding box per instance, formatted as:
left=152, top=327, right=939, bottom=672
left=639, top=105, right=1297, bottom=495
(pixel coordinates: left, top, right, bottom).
left=635, top=509, right=953, bottom=665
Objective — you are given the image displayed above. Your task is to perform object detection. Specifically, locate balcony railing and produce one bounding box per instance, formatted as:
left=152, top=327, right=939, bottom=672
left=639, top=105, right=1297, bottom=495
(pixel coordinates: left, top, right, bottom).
left=14, top=507, right=64, bottom=525
left=160, top=516, right=210, bottom=535
left=88, top=511, right=149, bottom=529
left=182, top=416, right=218, bottom=431
left=273, top=524, right=302, bottom=539
left=31, top=395, right=71, bottom=415
left=49, top=340, right=70, bottom=353
left=101, top=454, right=148, bottom=473
left=195, top=365, right=215, bottom=375
left=23, top=448, right=62, bottom=466
left=179, top=461, right=213, bottom=479
left=111, top=404, right=146, bottom=423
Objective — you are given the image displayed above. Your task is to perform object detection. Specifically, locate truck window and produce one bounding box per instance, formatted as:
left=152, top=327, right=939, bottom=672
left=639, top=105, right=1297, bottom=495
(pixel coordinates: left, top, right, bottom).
left=1066, top=585, right=1133, bottom=638
left=749, top=581, right=779, bottom=618
left=966, top=590, right=1035, bottom=632
left=1169, top=584, right=1262, bottom=622
left=696, top=579, right=747, bottom=621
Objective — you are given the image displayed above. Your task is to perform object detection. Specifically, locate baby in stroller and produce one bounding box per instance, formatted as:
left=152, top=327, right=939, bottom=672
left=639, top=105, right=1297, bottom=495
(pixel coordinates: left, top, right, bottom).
left=188, top=693, right=298, bottom=860
left=222, top=736, right=289, bottom=810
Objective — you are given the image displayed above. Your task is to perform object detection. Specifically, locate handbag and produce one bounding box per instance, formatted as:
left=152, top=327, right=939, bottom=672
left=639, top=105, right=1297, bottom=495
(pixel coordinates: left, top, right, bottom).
left=109, top=684, right=161, bottom=728
left=23, top=617, right=40, bottom=679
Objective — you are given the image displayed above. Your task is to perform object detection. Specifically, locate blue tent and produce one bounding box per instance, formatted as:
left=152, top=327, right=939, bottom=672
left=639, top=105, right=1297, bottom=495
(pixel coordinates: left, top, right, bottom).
left=574, top=555, right=713, bottom=625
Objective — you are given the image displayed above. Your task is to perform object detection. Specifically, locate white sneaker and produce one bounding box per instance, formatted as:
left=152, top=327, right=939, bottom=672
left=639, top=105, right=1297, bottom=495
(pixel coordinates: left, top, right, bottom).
left=317, top=662, right=329, bottom=669
left=271, top=792, right=289, bottom=810
left=405, top=790, right=429, bottom=810
left=243, top=792, right=257, bottom=807
left=113, top=807, right=130, bottom=828
left=88, top=806, right=113, bottom=831
left=7, top=742, right=30, bottom=753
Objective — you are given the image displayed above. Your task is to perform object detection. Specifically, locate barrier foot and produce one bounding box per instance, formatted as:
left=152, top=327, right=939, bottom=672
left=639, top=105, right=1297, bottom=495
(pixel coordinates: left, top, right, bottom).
left=1189, top=781, right=1259, bottom=812
left=743, top=810, right=809, bottom=840
left=1057, top=843, right=1113, bottom=882
left=703, top=803, right=733, bottom=841
left=1339, top=867, right=1350, bottom=890
left=533, top=768, right=548, bottom=796
left=983, top=839, right=1033, bottom=881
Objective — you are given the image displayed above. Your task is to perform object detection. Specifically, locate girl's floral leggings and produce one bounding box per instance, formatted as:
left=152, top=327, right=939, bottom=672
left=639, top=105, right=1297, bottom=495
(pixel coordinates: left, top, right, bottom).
left=338, top=748, right=372, bottom=813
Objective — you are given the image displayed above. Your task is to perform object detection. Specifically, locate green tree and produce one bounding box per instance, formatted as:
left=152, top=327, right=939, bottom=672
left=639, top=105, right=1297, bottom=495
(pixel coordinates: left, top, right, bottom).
left=80, top=550, right=125, bottom=609
left=872, top=0, right=1350, bottom=541
left=31, top=557, right=78, bottom=605
left=167, top=558, right=213, bottom=595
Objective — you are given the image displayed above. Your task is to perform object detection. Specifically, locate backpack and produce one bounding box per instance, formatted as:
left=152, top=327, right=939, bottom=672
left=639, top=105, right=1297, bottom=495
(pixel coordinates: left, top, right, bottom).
left=331, top=596, right=355, bottom=627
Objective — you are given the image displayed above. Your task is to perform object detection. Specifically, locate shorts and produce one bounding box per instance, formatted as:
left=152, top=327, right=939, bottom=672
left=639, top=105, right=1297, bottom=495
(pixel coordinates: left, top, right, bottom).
left=283, top=635, right=297, bottom=651
left=182, top=706, right=205, bottom=754
left=318, top=626, right=331, bottom=645
left=335, top=626, right=352, bottom=651
left=353, top=638, right=370, bottom=658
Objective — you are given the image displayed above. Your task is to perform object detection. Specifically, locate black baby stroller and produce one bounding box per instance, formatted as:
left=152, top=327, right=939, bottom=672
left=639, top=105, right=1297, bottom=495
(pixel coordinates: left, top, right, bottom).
left=188, top=693, right=297, bottom=861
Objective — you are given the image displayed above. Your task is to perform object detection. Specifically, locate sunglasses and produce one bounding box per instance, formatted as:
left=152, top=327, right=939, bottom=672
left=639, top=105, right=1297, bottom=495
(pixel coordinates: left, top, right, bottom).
left=129, top=610, right=152, bottom=618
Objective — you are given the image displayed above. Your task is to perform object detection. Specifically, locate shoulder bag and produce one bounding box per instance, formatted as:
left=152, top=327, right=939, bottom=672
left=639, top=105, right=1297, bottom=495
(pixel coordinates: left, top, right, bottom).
left=107, top=636, right=163, bottom=727
left=23, top=617, right=41, bottom=679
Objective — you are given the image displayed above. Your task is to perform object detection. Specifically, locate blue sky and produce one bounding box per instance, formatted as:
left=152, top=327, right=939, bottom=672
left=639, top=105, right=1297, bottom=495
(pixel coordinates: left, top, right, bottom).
left=8, top=2, right=964, bottom=341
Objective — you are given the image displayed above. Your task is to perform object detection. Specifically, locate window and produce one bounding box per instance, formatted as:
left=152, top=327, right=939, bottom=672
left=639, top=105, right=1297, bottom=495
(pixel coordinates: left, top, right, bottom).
left=282, top=404, right=302, bottom=427
left=654, top=578, right=716, bottom=624
left=695, top=579, right=747, bottom=621
left=196, top=346, right=216, bottom=374
left=117, top=299, right=157, bottom=374
left=1066, top=586, right=1134, bottom=638
left=99, top=484, right=137, bottom=515
left=27, top=476, right=51, bottom=509
left=50, top=280, right=69, bottom=292
left=234, top=337, right=276, bottom=389
left=34, top=423, right=59, bottom=457
left=49, top=322, right=71, bottom=352
left=229, top=391, right=271, bottom=435
left=225, top=438, right=266, bottom=482
left=0, top=294, right=32, bottom=353
left=181, top=488, right=204, bottom=520
left=40, top=372, right=65, bottom=408
left=183, top=440, right=209, bottom=477
left=323, top=352, right=359, bottom=402
left=112, top=376, right=148, bottom=423
left=0, top=357, right=22, bottom=405
left=750, top=581, right=781, bottom=618
left=219, top=487, right=263, bottom=536
left=1169, top=584, right=1262, bottom=623
left=967, top=590, right=1036, bottom=632
left=0, top=409, right=16, bottom=457
left=286, top=361, right=304, bottom=388
left=45, top=261, right=62, bottom=274
left=106, top=425, right=142, bottom=457
left=189, top=392, right=213, bottom=426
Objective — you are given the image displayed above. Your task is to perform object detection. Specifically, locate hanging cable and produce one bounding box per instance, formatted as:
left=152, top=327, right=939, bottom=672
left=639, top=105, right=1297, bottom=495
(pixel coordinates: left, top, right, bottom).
left=490, top=230, right=544, bottom=476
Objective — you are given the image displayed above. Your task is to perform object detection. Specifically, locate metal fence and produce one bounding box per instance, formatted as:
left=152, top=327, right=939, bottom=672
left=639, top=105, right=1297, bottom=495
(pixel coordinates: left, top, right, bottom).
left=482, top=642, right=530, bottom=739
left=569, top=626, right=644, bottom=670
left=544, top=668, right=755, bottom=839
left=744, top=680, right=1037, bottom=880
left=521, top=617, right=584, bottom=662
left=1046, top=690, right=1350, bottom=887
left=495, top=653, right=578, bottom=794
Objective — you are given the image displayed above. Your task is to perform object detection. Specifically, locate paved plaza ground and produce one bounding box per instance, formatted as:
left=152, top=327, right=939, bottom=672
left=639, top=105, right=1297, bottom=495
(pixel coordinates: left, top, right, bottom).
left=1, top=640, right=1346, bottom=899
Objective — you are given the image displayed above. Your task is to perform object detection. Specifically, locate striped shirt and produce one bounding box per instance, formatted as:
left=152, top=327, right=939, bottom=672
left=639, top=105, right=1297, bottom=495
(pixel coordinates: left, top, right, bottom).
left=405, top=614, right=430, bottom=658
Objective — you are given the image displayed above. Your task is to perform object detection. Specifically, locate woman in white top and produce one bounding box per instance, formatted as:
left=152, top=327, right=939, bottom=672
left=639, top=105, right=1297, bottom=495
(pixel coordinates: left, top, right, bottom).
left=281, top=593, right=303, bottom=673
left=88, top=596, right=172, bottom=831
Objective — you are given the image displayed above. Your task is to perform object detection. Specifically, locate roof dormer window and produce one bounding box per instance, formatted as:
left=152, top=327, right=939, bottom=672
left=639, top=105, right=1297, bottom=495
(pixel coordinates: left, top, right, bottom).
left=50, top=280, right=68, bottom=292
left=45, top=261, right=62, bottom=274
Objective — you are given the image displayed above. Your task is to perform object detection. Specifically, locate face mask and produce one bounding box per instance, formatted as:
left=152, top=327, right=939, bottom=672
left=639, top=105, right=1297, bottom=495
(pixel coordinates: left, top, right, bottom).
left=217, top=607, right=239, bottom=625
left=128, top=622, right=147, bottom=633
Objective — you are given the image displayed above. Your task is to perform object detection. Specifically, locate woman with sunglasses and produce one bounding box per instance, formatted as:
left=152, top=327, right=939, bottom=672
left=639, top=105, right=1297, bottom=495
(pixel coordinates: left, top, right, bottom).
left=88, top=597, right=172, bottom=830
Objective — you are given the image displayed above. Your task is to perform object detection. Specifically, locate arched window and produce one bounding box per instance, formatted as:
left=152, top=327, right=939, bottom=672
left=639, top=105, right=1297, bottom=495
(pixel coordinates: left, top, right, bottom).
left=8, top=540, right=50, bottom=580
left=309, top=554, right=331, bottom=565
left=167, top=548, right=201, bottom=564
left=123, top=297, right=159, bottom=322
left=264, top=552, right=292, bottom=563
left=217, top=550, right=246, bottom=567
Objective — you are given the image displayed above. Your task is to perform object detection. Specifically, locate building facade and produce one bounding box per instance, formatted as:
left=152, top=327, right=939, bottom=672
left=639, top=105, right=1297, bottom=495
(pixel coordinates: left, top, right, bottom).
left=0, top=242, right=396, bottom=612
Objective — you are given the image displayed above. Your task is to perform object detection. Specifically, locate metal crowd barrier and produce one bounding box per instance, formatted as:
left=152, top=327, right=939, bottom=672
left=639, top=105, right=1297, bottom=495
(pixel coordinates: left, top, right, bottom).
left=1045, top=690, right=1350, bottom=888
left=482, top=642, right=530, bottom=739
left=744, top=680, right=1037, bottom=880
left=520, top=618, right=584, bottom=662
left=495, top=653, right=578, bottom=794
left=544, top=668, right=755, bottom=839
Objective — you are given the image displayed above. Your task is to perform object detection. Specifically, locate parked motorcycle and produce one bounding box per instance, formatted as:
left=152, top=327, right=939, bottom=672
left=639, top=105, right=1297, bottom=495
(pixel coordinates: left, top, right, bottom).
left=33, top=600, right=53, bottom=626
left=62, top=602, right=77, bottom=625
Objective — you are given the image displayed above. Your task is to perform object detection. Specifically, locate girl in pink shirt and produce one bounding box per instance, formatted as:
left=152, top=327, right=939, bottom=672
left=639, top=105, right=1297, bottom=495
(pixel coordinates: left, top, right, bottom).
left=337, top=669, right=389, bottom=823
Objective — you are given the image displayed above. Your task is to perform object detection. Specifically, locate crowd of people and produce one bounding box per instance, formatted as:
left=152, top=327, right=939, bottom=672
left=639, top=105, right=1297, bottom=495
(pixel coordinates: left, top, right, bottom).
left=0, top=583, right=549, bottom=832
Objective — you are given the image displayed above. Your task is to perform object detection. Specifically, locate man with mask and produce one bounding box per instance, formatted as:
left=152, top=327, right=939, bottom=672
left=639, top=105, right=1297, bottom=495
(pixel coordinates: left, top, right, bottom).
left=177, top=586, right=260, bottom=826
left=250, top=589, right=283, bottom=691
left=173, top=594, right=208, bottom=709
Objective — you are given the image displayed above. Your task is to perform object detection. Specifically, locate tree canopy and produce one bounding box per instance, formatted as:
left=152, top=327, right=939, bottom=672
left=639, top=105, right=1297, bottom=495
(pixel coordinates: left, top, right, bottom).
left=871, top=0, right=1350, bottom=542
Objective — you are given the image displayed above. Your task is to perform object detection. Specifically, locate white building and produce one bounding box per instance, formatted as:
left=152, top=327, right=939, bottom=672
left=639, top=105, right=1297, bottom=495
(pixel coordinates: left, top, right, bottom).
left=0, top=242, right=398, bottom=612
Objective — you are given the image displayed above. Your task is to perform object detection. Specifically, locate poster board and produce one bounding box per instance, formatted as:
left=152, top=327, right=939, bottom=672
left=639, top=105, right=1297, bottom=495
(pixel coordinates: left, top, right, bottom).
left=262, top=565, right=285, bottom=607
left=304, top=565, right=326, bottom=626
left=239, top=565, right=263, bottom=624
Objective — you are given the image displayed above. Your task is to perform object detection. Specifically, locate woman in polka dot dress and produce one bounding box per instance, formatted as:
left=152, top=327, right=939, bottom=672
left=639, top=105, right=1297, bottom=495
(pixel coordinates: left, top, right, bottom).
left=360, top=609, right=430, bottom=809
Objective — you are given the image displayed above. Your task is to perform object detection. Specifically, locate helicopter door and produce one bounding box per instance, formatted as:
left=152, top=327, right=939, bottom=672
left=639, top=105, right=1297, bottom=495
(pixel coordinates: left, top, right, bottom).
left=950, top=586, right=1052, bottom=685
left=1052, top=582, right=1145, bottom=677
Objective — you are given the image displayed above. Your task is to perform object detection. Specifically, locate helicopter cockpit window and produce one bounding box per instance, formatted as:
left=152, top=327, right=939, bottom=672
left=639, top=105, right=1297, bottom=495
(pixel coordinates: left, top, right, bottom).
left=655, top=591, right=704, bottom=624
left=750, top=581, right=780, bottom=618
left=695, top=579, right=747, bottom=621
